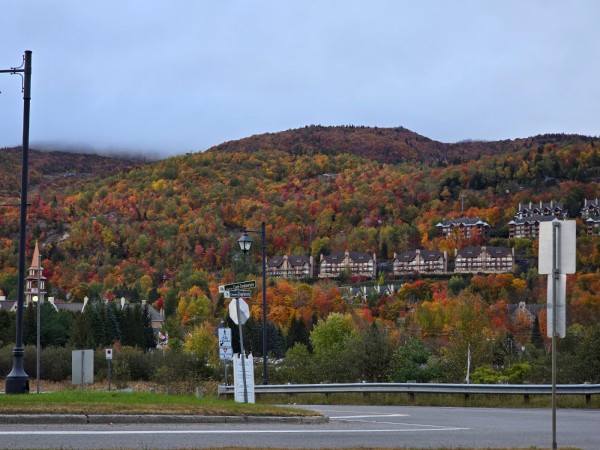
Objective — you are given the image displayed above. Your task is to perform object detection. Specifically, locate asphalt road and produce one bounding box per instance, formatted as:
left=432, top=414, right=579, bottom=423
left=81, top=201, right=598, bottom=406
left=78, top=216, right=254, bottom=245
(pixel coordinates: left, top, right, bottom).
left=0, top=405, right=598, bottom=449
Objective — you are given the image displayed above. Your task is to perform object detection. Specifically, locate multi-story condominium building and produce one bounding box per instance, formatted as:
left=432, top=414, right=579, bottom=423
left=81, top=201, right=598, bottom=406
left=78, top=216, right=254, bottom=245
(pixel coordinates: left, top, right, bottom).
left=515, top=201, right=566, bottom=219
left=318, top=251, right=376, bottom=279
left=454, top=246, right=515, bottom=273
left=392, top=249, right=448, bottom=275
left=266, top=255, right=314, bottom=279
left=508, top=215, right=557, bottom=238
left=581, top=198, right=600, bottom=219
left=435, top=218, right=490, bottom=239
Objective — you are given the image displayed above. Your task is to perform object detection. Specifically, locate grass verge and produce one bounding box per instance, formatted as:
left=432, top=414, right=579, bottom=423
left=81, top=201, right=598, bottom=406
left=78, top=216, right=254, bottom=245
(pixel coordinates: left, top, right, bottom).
left=0, top=390, right=315, bottom=416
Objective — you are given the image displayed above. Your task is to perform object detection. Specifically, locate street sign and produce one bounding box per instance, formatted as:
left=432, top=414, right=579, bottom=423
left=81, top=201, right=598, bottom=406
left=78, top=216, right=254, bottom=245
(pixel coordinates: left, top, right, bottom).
left=219, top=280, right=256, bottom=293
left=229, top=298, right=250, bottom=325
left=105, top=348, right=113, bottom=360
left=220, top=346, right=233, bottom=360
left=538, top=220, right=576, bottom=275
left=218, top=327, right=232, bottom=347
left=224, top=290, right=252, bottom=299
left=547, top=274, right=566, bottom=338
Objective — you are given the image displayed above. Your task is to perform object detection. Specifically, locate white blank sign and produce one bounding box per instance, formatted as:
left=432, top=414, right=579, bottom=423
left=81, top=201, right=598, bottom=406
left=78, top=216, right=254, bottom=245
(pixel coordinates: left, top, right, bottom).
left=538, top=220, right=576, bottom=275
left=547, top=274, right=566, bottom=338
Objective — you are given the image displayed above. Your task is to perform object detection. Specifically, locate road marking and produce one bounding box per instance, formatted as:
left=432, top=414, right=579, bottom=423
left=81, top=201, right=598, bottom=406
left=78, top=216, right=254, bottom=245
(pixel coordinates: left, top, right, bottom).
left=0, top=428, right=469, bottom=436
left=330, top=414, right=408, bottom=419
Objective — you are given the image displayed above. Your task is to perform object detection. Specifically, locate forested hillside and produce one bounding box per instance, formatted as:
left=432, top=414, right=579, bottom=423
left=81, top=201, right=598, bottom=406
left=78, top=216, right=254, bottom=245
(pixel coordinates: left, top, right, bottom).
left=1, top=127, right=599, bottom=384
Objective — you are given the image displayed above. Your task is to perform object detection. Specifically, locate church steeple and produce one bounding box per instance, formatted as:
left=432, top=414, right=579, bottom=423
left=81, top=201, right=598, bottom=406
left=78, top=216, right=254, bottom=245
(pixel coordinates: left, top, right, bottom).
left=25, top=241, right=45, bottom=305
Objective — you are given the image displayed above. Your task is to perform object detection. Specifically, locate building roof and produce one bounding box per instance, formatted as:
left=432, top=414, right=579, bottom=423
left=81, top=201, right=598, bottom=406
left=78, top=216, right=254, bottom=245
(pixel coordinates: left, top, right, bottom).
left=420, top=249, right=444, bottom=261
left=509, top=215, right=559, bottom=225
left=287, top=255, right=310, bottom=267
left=456, top=246, right=483, bottom=258
left=394, top=250, right=417, bottom=263
left=485, top=246, right=513, bottom=258
left=322, top=251, right=374, bottom=264
left=436, top=217, right=489, bottom=227
left=267, top=256, right=285, bottom=268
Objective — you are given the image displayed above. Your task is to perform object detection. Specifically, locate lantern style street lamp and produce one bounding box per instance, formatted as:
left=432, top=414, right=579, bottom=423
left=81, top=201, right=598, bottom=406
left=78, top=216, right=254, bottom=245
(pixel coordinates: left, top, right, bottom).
left=237, top=221, right=268, bottom=384
left=2, top=50, right=33, bottom=394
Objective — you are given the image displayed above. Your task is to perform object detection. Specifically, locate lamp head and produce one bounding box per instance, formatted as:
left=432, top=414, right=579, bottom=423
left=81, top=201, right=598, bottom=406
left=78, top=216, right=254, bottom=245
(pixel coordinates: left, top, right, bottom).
left=237, top=232, right=253, bottom=253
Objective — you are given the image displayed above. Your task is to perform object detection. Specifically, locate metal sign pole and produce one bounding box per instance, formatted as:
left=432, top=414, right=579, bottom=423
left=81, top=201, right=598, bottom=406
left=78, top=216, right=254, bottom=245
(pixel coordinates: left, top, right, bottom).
left=235, top=297, right=248, bottom=403
left=551, top=221, right=559, bottom=450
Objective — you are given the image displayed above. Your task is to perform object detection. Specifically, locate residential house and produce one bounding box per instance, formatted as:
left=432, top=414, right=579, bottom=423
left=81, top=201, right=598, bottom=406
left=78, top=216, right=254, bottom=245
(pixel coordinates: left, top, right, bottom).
left=392, top=249, right=448, bottom=275
left=581, top=198, right=600, bottom=219
left=266, top=254, right=314, bottom=279
left=515, top=201, right=566, bottom=219
left=318, top=250, right=376, bottom=279
left=435, top=218, right=490, bottom=239
left=454, top=246, right=515, bottom=273
left=581, top=199, right=600, bottom=235
left=508, top=215, right=557, bottom=238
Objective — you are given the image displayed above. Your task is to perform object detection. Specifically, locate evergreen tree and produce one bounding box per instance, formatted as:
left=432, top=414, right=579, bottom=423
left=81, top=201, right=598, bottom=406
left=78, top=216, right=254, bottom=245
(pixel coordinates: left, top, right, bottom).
left=142, top=303, right=156, bottom=350
left=23, top=303, right=37, bottom=346
left=531, top=316, right=545, bottom=349
left=70, top=309, right=96, bottom=348
left=286, top=315, right=310, bottom=349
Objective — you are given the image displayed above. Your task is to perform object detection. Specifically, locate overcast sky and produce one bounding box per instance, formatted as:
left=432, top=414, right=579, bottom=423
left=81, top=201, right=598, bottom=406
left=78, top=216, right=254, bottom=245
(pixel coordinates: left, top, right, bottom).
left=1, top=1, right=599, bottom=159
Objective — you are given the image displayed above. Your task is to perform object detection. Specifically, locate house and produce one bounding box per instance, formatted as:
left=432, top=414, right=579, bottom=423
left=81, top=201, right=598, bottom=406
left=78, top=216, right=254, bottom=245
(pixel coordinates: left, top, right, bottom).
left=392, top=249, right=447, bottom=275
left=318, top=250, right=376, bottom=279
left=454, top=246, right=515, bottom=273
left=508, top=215, right=557, bottom=238
left=586, top=217, right=600, bottom=236
left=581, top=198, right=600, bottom=219
left=435, top=218, right=490, bottom=239
left=515, top=201, right=566, bottom=219
left=266, top=254, right=314, bottom=279
left=508, top=302, right=546, bottom=325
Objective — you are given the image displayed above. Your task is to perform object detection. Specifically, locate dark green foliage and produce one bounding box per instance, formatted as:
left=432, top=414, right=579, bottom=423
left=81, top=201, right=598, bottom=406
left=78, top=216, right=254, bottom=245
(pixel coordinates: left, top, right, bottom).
left=388, top=338, right=440, bottom=383
left=361, top=322, right=393, bottom=382
left=0, top=308, right=14, bottom=346
left=286, top=315, right=310, bottom=350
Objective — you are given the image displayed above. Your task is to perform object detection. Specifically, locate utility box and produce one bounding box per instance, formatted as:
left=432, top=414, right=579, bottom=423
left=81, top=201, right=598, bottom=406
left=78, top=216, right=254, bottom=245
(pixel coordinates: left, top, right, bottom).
left=72, top=349, right=94, bottom=386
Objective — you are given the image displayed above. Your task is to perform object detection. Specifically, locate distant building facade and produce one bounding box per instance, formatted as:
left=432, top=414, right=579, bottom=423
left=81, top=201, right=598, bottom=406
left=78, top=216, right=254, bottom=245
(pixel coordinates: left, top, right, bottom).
left=508, top=215, right=557, bottom=239
left=454, top=246, right=515, bottom=273
left=318, top=251, right=376, bottom=279
left=515, top=201, right=566, bottom=219
left=435, top=218, right=490, bottom=239
left=266, top=254, right=314, bottom=279
left=392, top=249, right=448, bottom=275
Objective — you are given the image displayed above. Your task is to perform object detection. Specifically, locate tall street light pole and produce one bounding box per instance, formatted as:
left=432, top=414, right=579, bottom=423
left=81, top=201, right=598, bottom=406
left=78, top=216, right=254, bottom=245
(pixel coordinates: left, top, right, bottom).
left=237, top=221, right=268, bottom=384
left=2, top=50, right=32, bottom=394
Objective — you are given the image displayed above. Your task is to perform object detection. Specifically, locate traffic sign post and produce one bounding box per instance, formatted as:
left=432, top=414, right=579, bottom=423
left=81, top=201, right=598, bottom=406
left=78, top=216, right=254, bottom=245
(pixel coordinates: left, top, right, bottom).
left=105, top=348, right=113, bottom=391
left=218, top=327, right=232, bottom=385
left=538, top=219, right=576, bottom=450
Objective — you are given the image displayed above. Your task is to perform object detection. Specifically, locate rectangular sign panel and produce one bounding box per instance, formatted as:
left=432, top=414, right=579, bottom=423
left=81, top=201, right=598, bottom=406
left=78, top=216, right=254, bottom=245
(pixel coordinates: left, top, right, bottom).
left=233, top=353, right=255, bottom=403
left=219, top=280, right=256, bottom=293
left=224, top=290, right=252, bottom=299
left=547, top=274, right=566, bottom=338
left=72, top=349, right=94, bottom=385
left=538, top=220, right=576, bottom=275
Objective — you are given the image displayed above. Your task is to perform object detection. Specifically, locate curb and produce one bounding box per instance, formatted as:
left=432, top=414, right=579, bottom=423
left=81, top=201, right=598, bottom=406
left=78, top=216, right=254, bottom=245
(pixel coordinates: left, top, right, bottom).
left=0, top=414, right=328, bottom=425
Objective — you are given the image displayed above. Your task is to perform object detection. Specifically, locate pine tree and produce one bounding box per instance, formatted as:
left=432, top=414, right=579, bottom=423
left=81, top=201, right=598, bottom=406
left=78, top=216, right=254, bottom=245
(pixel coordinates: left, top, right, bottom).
left=142, top=303, right=156, bottom=350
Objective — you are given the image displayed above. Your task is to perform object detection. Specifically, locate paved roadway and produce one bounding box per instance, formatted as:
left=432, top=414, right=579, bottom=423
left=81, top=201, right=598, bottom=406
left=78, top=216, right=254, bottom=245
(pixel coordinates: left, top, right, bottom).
left=0, top=405, right=598, bottom=449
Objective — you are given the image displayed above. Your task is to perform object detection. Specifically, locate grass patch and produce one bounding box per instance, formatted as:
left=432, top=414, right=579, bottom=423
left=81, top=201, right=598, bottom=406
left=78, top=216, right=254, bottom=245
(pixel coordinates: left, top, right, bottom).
left=257, top=391, right=600, bottom=409
left=0, top=390, right=315, bottom=416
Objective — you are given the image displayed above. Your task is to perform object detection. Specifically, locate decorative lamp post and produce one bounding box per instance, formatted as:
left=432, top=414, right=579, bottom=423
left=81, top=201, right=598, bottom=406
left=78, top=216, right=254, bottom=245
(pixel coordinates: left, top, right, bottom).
left=2, top=50, right=33, bottom=394
left=237, top=221, right=268, bottom=384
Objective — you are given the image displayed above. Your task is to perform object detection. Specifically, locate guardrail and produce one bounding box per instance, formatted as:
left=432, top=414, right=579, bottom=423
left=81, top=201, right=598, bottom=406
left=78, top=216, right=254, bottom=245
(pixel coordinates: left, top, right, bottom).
left=218, top=382, right=600, bottom=404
